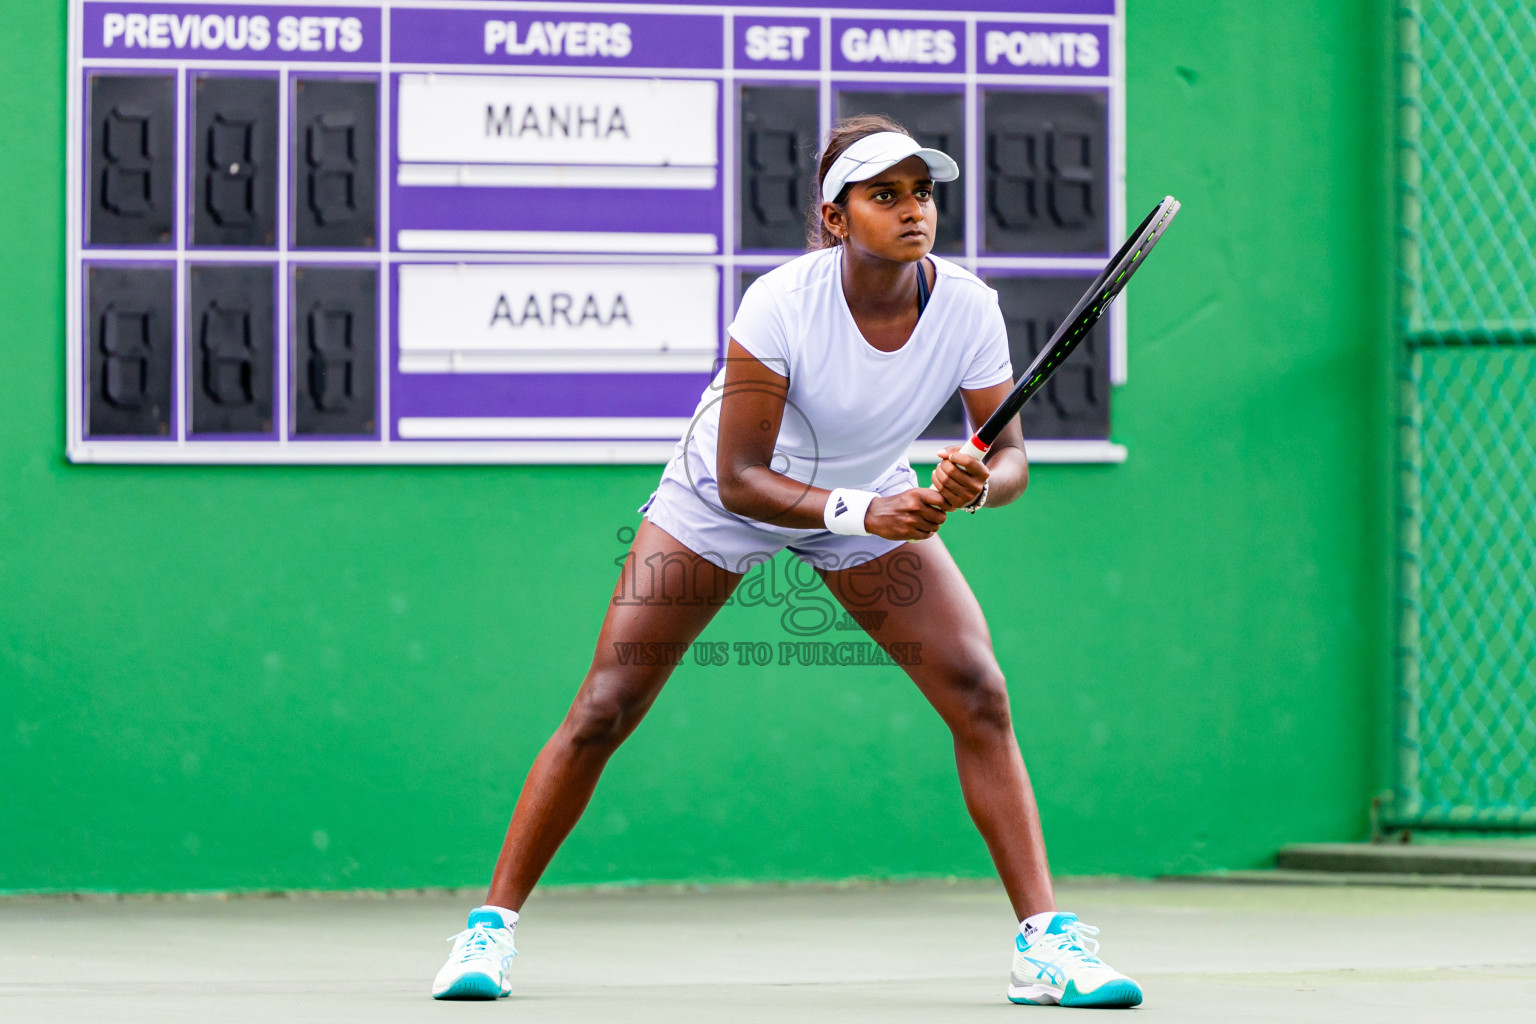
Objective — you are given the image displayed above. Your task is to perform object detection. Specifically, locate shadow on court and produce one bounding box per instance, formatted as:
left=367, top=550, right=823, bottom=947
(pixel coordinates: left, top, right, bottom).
left=3, top=880, right=1534, bottom=1022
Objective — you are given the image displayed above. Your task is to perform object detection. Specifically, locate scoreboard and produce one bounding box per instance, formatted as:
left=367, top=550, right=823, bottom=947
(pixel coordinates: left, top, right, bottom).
left=66, top=0, right=1128, bottom=465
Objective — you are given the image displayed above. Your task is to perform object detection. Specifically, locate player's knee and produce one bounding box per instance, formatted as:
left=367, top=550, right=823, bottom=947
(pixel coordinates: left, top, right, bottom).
left=565, top=676, right=651, bottom=750
left=946, top=666, right=1013, bottom=742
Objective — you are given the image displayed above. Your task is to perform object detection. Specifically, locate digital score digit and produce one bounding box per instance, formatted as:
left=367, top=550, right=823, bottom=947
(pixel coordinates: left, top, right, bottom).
left=67, top=0, right=1126, bottom=465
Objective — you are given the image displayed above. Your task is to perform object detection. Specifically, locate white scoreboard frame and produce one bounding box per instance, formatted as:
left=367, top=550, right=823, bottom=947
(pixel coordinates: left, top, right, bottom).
left=66, top=0, right=1129, bottom=465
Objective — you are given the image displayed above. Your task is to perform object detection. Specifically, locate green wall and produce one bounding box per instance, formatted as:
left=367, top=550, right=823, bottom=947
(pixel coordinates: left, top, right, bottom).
left=0, top=2, right=1393, bottom=893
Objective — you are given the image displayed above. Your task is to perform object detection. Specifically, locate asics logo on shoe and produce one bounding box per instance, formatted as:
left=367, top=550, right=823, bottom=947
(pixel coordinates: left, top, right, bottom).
left=1022, top=956, right=1065, bottom=986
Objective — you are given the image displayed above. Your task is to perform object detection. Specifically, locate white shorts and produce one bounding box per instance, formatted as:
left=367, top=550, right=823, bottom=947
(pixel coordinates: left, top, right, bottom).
left=637, top=457, right=921, bottom=574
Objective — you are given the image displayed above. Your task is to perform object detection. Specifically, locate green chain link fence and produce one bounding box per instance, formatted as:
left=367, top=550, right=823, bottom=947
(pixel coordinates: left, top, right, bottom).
left=1394, top=1, right=1536, bottom=829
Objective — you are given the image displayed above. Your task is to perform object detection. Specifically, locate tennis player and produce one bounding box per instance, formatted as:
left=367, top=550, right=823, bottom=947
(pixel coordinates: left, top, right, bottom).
left=431, top=115, right=1143, bottom=1009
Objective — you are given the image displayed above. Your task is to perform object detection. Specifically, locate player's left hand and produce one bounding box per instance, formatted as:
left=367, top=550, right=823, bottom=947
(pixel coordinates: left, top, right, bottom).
left=930, top=445, right=988, bottom=511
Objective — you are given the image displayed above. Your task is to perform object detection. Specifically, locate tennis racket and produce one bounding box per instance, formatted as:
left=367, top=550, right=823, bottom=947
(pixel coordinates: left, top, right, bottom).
left=954, top=194, right=1181, bottom=464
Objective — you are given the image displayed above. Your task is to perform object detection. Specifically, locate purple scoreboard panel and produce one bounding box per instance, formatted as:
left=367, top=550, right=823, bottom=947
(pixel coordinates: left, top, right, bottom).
left=66, top=0, right=1127, bottom=465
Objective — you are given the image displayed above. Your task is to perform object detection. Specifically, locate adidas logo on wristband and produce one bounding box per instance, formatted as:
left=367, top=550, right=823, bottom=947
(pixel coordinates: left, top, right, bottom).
left=825, top=488, right=877, bottom=537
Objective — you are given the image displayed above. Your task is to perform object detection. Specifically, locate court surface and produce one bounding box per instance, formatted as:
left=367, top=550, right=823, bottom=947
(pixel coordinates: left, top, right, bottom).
left=4, top=879, right=1534, bottom=1023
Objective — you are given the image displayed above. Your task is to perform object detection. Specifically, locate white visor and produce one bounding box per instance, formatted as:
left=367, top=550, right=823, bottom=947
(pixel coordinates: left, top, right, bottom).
left=821, top=131, right=959, bottom=203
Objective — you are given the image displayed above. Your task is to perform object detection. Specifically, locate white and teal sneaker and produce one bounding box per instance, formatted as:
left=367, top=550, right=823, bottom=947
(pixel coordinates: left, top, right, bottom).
left=431, top=908, right=518, bottom=1000
left=1008, top=912, right=1143, bottom=1008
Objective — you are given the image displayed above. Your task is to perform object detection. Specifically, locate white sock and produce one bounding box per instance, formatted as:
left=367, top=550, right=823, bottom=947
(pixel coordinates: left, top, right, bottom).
left=474, top=904, right=519, bottom=929
left=1020, top=910, right=1058, bottom=946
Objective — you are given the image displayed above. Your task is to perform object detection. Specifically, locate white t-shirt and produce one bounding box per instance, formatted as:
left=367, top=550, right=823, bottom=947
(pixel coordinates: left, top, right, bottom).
left=673, top=247, right=1014, bottom=493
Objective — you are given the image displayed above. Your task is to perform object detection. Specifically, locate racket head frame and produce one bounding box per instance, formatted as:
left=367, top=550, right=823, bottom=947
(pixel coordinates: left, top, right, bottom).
left=961, top=195, right=1181, bottom=460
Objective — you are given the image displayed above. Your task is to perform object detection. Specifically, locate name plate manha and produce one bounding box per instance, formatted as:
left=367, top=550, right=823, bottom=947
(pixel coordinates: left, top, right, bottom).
left=397, top=76, right=718, bottom=168
left=66, top=0, right=1126, bottom=465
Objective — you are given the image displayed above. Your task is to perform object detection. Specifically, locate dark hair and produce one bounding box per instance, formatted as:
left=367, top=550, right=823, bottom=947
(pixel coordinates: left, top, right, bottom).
left=807, top=114, right=911, bottom=250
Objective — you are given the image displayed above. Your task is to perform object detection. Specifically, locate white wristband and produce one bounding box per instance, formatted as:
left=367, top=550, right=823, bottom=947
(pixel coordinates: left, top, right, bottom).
left=824, top=488, right=878, bottom=536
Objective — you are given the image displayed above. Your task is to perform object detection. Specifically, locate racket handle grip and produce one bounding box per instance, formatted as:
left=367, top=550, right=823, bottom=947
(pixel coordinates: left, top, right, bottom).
left=916, top=435, right=993, bottom=541
left=927, top=435, right=989, bottom=493
left=958, top=435, right=989, bottom=462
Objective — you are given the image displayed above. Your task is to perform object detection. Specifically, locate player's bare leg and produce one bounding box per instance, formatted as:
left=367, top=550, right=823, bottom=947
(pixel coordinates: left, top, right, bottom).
left=821, top=536, right=1053, bottom=918
left=437, top=520, right=742, bottom=997
left=819, top=536, right=1142, bottom=1007
left=485, top=519, right=743, bottom=911
left=437, top=520, right=740, bottom=999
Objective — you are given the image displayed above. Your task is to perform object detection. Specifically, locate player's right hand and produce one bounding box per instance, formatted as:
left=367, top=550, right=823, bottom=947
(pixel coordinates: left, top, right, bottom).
left=865, top=488, right=948, bottom=541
